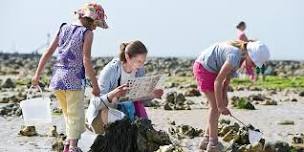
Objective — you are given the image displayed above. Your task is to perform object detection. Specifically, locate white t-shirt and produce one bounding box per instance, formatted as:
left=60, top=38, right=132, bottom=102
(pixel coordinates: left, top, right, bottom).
left=120, top=65, right=136, bottom=85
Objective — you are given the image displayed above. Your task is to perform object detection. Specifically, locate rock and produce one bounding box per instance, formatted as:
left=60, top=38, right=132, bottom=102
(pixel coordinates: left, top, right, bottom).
left=166, top=82, right=179, bottom=88
left=183, top=84, right=197, bottom=89
left=52, top=133, right=66, bottom=152
left=236, top=86, right=245, bottom=91
left=249, top=86, right=262, bottom=91
left=19, top=126, right=38, bottom=137
left=52, top=107, right=63, bottom=114
left=231, top=97, right=255, bottom=110
left=262, top=100, right=278, bottom=105
left=0, top=92, right=25, bottom=103
left=0, top=96, right=9, bottom=103
left=245, top=142, right=264, bottom=152
left=144, top=99, right=161, bottom=107
left=163, top=92, right=191, bottom=111
left=219, top=123, right=240, bottom=137
left=248, top=94, right=269, bottom=101
left=1, top=78, right=16, bottom=88
left=219, top=119, right=231, bottom=125
left=169, top=124, right=204, bottom=139
left=222, top=130, right=236, bottom=142
left=15, top=108, right=22, bottom=116
left=89, top=118, right=171, bottom=152
left=48, top=125, right=58, bottom=137
left=220, top=122, right=263, bottom=147
left=165, top=92, right=176, bottom=104
left=175, top=93, right=186, bottom=105
left=183, top=88, right=201, bottom=97
left=233, top=128, right=250, bottom=145
left=0, top=103, right=21, bottom=117
left=164, top=103, right=173, bottom=110
left=292, top=134, right=304, bottom=144
left=299, top=91, right=304, bottom=97
left=268, top=90, right=277, bottom=95
left=264, top=141, right=291, bottom=152
left=227, top=86, right=234, bottom=92
left=277, top=120, right=295, bottom=125
left=291, top=98, right=298, bottom=102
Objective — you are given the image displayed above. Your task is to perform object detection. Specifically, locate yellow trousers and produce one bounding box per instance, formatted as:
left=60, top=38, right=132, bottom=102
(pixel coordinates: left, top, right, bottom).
left=54, top=90, right=85, bottom=139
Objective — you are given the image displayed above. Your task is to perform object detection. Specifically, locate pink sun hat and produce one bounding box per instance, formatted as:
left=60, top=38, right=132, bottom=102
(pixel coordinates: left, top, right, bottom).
left=75, top=2, right=108, bottom=29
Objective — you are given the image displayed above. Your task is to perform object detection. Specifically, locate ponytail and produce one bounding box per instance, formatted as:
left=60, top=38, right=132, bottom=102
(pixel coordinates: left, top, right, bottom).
left=118, top=40, right=148, bottom=63
left=229, top=40, right=248, bottom=57
left=119, top=42, right=129, bottom=62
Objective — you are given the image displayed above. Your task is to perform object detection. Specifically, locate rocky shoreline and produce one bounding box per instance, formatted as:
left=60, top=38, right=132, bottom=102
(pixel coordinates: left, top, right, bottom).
left=0, top=52, right=304, bottom=151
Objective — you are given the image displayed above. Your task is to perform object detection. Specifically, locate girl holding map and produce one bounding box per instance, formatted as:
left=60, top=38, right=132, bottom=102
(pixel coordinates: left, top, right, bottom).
left=86, top=40, right=163, bottom=134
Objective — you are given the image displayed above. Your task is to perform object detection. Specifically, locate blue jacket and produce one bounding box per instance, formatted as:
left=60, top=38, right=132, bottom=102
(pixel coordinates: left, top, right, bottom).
left=86, top=58, right=144, bottom=125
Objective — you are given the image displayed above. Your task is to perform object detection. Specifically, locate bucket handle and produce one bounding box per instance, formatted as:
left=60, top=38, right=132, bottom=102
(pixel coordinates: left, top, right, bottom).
left=26, top=85, right=43, bottom=100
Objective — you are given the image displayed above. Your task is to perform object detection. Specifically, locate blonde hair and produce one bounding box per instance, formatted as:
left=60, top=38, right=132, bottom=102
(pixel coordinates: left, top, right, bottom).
left=228, top=40, right=248, bottom=57
left=119, top=40, right=148, bottom=63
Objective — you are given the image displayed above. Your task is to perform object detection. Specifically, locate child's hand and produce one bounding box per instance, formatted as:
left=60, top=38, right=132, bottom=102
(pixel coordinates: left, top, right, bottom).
left=218, top=107, right=231, bottom=115
left=31, top=75, right=40, bottom=86
left=107, top=84, right=129, bottom=102
left=152, top=89, right=164, bottom=99
left=92, top=86, right=101, bottom=96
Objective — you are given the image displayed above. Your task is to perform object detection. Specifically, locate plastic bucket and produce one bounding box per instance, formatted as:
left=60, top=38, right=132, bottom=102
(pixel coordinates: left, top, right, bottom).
left=20, top=86, right=52, bottom=125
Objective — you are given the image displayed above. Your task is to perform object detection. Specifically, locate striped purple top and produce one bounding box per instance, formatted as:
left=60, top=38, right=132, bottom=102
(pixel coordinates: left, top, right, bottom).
left=49, top=24, right=90, bottom=90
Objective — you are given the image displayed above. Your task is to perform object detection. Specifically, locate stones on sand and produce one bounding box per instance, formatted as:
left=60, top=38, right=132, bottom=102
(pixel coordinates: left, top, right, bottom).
left=231, top=97, right=256, bottom=110
left=52, top=133, right=66, bottom=152
left=19, top=126, right=38, bottom=137
left=277, top=120, right=295, bottom=125
left=0, top=103, right=22, bottom=117
left=1, top=78, right=16, bottom=88
left=168, top=122, right=204, bottom=139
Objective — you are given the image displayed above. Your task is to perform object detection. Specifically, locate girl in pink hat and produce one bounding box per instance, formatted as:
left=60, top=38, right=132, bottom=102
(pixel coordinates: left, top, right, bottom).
left=31, top=2, right=116, bottom=152
left=193, top=40, right=270, bottom=152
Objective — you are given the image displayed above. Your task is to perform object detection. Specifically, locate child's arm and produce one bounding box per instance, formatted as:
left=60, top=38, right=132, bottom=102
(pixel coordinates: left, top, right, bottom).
left=214, top=61, right=233, bottom=115
left=32, top=36, right=59, bottom=85
left=83, top=30, right=100, bottom=96
left=222, top=75, right=231, bottom=107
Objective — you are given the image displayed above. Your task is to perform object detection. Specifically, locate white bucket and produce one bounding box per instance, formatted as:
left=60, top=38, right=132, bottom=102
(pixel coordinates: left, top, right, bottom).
left=20, top=86, right=52, bottom=125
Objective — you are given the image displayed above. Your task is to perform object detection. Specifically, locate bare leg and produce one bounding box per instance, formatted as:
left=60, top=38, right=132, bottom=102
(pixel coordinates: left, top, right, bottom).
left=204, top=91, right=220, bottom=145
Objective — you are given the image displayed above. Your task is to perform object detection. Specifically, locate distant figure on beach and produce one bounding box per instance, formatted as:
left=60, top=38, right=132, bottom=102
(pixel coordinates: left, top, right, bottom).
left=236, top=21, right=249, bottom=42
left=236, top=21, right=266, bottom=81
left=31, top=2, right=109, bottom=152
left=86, top=40, right=163, bottom=135
left=193, top=40, right=270, bottom=152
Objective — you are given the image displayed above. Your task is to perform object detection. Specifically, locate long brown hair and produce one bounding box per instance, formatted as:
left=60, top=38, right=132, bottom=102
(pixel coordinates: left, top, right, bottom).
left=79, top=17, right=95, bottom=29
left=119, top=40, right=148, bottom=62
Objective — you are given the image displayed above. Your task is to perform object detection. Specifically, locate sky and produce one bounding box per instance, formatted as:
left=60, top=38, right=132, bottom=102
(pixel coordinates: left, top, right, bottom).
left=1, top=0, right=303, bottom=60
